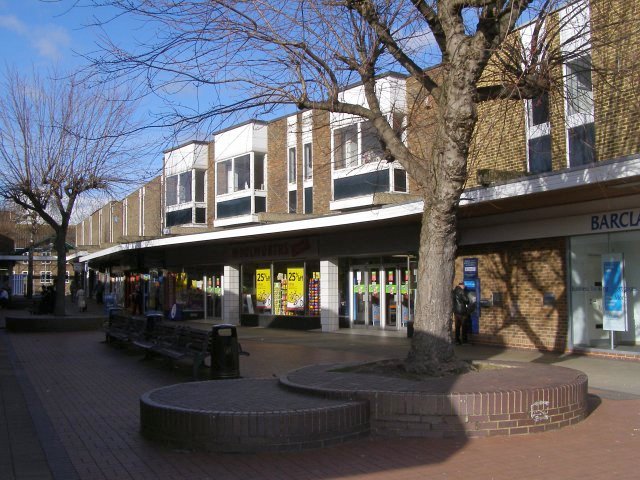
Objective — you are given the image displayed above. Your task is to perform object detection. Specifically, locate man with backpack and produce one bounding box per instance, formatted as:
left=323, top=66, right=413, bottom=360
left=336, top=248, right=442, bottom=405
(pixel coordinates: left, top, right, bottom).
left=452, top=282, right=473, bottom=345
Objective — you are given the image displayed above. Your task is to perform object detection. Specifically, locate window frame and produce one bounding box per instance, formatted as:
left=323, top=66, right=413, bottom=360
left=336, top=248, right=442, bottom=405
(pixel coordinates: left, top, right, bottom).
left=525, top=93, right=553, bottom=174
left=303, top=142, right=313, bottom=180
left=563, top=53, right=595, bottom=167
left=40, top=271, right=52, bottom=284
left=288, top=147, right=297, bottom=185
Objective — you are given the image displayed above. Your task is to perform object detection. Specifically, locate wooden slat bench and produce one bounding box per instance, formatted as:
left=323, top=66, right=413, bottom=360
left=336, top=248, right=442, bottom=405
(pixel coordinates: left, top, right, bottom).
left=104, top=314, right=146, bottom=345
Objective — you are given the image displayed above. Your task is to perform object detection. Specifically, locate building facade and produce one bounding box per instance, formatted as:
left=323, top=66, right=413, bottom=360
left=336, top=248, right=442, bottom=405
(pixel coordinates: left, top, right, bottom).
left=75, top=0, right=640, bottom=358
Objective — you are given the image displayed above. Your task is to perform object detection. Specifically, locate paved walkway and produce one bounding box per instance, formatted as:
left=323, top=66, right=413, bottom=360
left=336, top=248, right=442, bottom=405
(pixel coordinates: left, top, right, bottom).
left=1, top=302, right=639, bottom=479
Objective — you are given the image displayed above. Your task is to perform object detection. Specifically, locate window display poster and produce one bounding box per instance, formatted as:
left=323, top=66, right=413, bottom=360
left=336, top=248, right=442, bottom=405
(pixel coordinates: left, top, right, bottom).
left=256, top=268, right=272, bottom=308
left=602, top=253, right=627, bottom=332
left=287, top=267, right=305, bottom=310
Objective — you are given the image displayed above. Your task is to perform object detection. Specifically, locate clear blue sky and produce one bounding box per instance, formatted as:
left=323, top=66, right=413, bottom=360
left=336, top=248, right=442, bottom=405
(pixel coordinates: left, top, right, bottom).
left=0, top=1, right=99, bottom=72
left=0, top=0, right=184, bottom=207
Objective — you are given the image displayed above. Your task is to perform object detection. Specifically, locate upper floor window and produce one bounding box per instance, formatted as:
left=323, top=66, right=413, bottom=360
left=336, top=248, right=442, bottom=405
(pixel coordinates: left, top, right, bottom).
left=566, top=55, right=593, bottom=118
left=303, top=143, right=312, bottom=180
left=288, top=147, right=297, bottom=184
left=194, top=170, right=206, bottom=202
left=526, top=92, right=552, bottom=174
left=217, top=154, right=251, bottom=194
left=333, top=121, right=383, bottom=170
left=166, top=169, right=206, bottom=207
left=41, top=251, right=51, bottom=265
left=40, top=271, right=52, bottom=284
left=334, top=124, right=358, bottom=169
left=565, top=54, right=595, bottom=167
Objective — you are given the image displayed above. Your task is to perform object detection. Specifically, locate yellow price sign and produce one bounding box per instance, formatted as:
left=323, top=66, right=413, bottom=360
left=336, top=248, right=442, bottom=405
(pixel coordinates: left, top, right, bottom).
left=256, top=268, right=271, bottom=308
left=286, top=267, right=304, bottom=310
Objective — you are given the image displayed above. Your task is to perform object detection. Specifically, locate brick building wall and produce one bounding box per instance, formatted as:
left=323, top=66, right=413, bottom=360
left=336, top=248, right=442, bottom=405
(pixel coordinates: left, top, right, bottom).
left=124, top=188, right=141, bottom=239
left=110, top=201, right=124, bottom=244
left=142, top=176, right=162, bottom=237
left=90, top=210, right=100, bottom=247
left=590, top=0, right=640, bottom=161
left=456, top=237, right=568, bottom=352
left=312, top=110, right=332, bottom=214
left=267, top=117, right=289, bottom=214
left=98, top=202, right=113, bottom=246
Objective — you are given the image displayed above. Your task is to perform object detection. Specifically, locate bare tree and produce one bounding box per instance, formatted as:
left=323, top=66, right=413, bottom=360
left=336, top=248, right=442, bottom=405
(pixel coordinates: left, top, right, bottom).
left=84, top=0, right=637, bottom=373
left=0, top=69, right=143, bottom=315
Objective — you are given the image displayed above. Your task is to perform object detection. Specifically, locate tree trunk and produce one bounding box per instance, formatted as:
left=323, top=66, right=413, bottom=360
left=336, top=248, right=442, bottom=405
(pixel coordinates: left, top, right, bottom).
left=405, top=192, right=466, bottom=375
left=54, top=229, right=67, bottom=316
left=404, top=62, right=479, bottom=375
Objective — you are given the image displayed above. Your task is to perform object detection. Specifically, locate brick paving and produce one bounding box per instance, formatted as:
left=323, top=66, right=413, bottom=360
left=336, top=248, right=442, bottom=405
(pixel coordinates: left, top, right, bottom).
left=0, top=307, right=639, bottom=479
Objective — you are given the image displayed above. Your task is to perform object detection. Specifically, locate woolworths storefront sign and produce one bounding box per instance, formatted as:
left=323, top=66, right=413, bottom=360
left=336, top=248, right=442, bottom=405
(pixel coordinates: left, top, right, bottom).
left=591, top=210, right=640, bottom=232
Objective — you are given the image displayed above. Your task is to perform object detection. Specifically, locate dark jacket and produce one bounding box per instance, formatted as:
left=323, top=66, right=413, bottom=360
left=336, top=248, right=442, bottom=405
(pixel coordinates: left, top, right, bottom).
left=452, top=285, right=470, bottom=316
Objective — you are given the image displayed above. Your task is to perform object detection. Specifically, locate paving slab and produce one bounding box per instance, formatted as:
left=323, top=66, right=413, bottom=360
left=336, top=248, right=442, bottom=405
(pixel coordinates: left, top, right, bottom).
left=1, top=302, right=639, bottom=479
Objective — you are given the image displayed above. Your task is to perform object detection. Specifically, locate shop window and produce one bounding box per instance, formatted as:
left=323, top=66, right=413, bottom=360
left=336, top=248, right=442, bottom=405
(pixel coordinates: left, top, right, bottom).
left=273, top=265, right=305, bottom=315
left=254, top=265, right=272, bottom=314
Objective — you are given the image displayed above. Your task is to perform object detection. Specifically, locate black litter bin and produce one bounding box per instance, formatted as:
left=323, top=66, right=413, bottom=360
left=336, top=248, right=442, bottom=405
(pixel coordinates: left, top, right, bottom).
left=407, top=321, right=414, bottom=338
left=210, top=324, right=240, bottom=379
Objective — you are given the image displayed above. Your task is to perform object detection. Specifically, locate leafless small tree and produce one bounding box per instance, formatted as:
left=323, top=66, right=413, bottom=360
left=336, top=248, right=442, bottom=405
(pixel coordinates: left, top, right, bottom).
left=84, top=0, right=639, bottom=373
left=0, top=69, right=143, bottom=315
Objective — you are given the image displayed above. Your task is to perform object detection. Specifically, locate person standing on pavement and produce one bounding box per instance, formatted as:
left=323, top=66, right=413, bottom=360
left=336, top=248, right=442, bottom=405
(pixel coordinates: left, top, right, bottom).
left=452, top=282, right=471, bottom=345
left=131, top=285, right=142, bottom=315
left=0, top=286, right=9, bottom=309
left=76, top=286, right=87, bottom=312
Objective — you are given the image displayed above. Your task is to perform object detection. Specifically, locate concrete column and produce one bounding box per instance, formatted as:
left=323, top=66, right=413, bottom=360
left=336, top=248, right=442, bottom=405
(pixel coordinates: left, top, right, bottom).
left=320, top=259, right=340, bottom=332
left=223, top=265, right=241, bottom=325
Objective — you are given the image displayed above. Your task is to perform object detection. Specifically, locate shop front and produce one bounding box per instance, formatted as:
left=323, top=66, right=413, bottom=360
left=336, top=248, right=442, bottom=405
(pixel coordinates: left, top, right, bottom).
left=349, top=260, right=417, bottom=330
left=240, top=261, right=322, bottom=329
left=569, top=228, right=640, bottom=350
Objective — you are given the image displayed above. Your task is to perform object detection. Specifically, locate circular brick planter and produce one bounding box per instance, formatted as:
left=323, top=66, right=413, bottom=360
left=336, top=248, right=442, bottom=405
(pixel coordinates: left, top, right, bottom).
left=280, top=360, right=588, bottom=438
left=140, top=378, right=369, bottom=453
